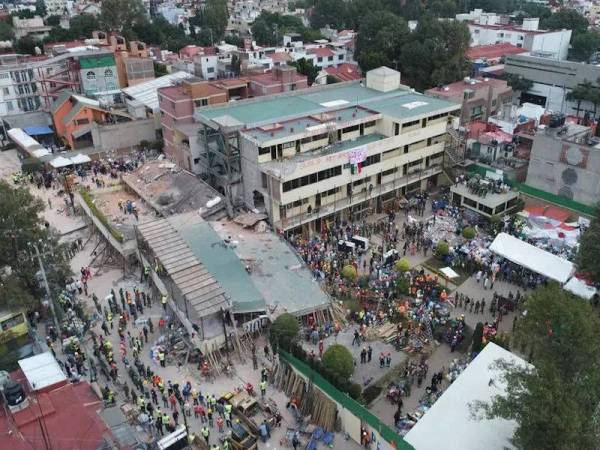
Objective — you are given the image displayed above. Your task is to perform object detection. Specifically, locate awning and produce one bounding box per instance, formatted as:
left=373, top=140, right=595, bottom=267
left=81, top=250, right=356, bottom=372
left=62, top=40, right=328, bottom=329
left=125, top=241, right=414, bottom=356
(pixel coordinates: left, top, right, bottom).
left=71, top=153, right=91, bottom=164
left=49, top=155, right=73, bottom=168
left=23, top=125, right=53, bottom=136
left=564, top=277, right=597, bottom=300
left=32, top=148, right=50, bottom=158
left=489, top=233, right=574, bottom=283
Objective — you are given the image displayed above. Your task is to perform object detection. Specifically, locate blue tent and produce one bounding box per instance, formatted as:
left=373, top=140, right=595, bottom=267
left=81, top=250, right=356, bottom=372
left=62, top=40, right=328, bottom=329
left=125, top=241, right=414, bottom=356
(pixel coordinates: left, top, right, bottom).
left=23, top=125, right=53, bottom=136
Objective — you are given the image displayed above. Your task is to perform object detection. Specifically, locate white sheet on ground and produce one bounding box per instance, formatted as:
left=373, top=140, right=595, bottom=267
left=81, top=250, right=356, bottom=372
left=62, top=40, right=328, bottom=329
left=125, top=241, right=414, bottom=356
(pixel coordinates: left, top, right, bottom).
left=489, top=233, right=574, bottom=283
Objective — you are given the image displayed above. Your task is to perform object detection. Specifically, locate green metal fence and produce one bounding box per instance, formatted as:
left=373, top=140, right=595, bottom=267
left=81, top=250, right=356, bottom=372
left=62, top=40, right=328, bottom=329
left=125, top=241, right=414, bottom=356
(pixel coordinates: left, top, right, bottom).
left=279, top=351, right=415, bottom=450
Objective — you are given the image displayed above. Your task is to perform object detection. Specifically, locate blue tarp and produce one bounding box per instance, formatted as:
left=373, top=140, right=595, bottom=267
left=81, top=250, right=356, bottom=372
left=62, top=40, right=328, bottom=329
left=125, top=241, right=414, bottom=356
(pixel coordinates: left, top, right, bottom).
left=23, top=125, right=53, bottom=136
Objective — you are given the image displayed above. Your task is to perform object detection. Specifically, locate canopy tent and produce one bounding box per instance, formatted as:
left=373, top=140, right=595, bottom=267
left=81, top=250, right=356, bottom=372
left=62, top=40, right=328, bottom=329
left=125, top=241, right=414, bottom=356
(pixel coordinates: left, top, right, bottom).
left=49, top=155, right=73, bottom=168
left=564, top=277, right=597, bottom=300
left=440, top=267, right=459, bottom=279
left=404, top=343, right=529, bottom=450
left=32, top=148, right=50, bottom=158
left=23, top=125, right=53, bottom=136
left=71, top=153, right=91, bottom=164
left=489, top=233, right=574, bottom=283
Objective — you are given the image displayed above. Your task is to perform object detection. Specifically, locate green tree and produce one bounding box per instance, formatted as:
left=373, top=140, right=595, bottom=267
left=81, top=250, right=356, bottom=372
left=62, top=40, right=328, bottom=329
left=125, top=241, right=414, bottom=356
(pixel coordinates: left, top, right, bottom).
left=436, top=240, right=449, bottom=257
left=231, top=54, right=241, bottom=76
left=13, top=10, right=35, bottom=19
left=569, top=32, right=600, bottom=62
left=577, top=206, right=600, bottom=281
left=399, top=16, right=470, bottom=90
left=0, top=181, right=72, bottom=313
left=200, top=0, right=229, bottom=40
left=45, top=15, right=61, bottom=27
left=471, top=322, right=484, bottom=355
left=322, top=344, right=354, bottom=380
left=541, top=9, right=589, bottom=36
left=69, top=14, right=101, bottom=38
left=355, top=11, right=409, bottom=72
left=505, top=73, right=533, bottom=100
left=290, top=57, right=319, bottom=85
left=462, top=226, right=476, bottom=239
left=35, top=0, right=47, bottom=17
left=100, top=0, right=147, bottom=34
left=394, top=257, right=410, bottom=273
left=153, top=61, right=168, bottom=77
left=269, top=313, right=299, bottom=352
left=475, top=284, right=600, bottom=450
left=341, top=265, right=357, bottom=281
left=310, top=0, right=347, bottom=29
left=565, top=80, right=593, bottom=118
left=0, top=21, right=14, bottom=41
left=15, top=36, right=41, bottom=55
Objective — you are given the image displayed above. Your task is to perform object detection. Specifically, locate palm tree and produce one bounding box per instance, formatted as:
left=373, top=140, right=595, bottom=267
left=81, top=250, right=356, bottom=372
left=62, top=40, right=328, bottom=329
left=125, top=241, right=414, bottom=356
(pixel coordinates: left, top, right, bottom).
left=566, top=80, right=592, bottom=118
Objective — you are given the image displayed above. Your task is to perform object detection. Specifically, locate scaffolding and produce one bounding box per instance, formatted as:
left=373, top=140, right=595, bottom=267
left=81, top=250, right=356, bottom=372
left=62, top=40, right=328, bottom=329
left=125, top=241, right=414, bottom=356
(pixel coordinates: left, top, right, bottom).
left=198, top=122, right=243, bottom=216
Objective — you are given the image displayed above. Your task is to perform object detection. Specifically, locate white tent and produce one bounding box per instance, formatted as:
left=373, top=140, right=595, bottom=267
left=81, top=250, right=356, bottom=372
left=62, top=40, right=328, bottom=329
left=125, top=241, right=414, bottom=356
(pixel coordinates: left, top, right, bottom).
left=404, top=343, right=530, bottom=450
left=49, top=155, right=73, bottom=168
left=564, top=277, right=597, bottom=300
left=32, top=148, right=50, bottom=158
left=489, top=233, right=574, bottom=283
left=71, top=153, right=91, bottom=165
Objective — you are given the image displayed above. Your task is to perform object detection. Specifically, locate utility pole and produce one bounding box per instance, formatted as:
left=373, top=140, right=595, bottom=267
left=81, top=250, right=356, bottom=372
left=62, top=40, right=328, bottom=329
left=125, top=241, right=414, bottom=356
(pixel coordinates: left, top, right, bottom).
left=30, top=242, right=61, bottom=336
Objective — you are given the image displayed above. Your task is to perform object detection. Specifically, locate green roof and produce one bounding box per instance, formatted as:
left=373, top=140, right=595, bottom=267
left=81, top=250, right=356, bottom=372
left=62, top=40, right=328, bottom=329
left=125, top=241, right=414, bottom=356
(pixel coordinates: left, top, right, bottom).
left=79, top=55, right=116, bottom=69
left=168, top=214, right=266, bottom=314
left=198, top=81, right=460, bottom=128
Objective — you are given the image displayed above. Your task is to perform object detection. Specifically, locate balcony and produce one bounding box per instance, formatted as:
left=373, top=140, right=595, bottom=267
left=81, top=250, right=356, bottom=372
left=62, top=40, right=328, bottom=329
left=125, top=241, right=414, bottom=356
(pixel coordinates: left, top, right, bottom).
left=274, top=166, right=442, bottom=230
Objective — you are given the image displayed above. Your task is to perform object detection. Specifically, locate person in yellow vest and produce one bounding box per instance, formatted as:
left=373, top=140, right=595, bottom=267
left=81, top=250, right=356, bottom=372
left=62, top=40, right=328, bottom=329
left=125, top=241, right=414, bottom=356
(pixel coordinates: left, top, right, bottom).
left=259, top=380, right=267, bottom=398
left=201, top=425, right=210, bottom=445
left=161, top=295, right=167, bottom=311
left=138, top=396, right=146, bottom=412
left=162, top=413, right=170, bottom=430
left=159, top=351, right=165, bottom=368
left=223, top=439, right=230, bottom=450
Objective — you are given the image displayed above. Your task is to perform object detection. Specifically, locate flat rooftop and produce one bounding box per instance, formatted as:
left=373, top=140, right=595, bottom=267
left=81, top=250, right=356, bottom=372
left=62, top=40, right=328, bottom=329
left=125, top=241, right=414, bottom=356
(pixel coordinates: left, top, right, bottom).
left=122, top=160, right=226, bottom=219
left=451, top=182, right=519, bottom=208
left=243, top=105, right=380, bottom=144
left=210, top=219, right=331, bottom=316
left=197, top=81, right=459, bottom=130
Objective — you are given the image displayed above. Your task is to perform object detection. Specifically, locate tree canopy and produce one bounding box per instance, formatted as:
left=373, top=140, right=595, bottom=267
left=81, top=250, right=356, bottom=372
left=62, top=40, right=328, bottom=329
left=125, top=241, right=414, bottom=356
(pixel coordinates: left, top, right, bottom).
left=321, top=344, right=354, bottom=380
left=289, top=57, right=319, bottom=85
left=0, top=181, right=71, bottom=312
left=577, top=206, right=600, bottom=281
left=475, top=284, right=600, bottom=450
left=541, top=9, right=589, bottom=36
left=269, top=313, right=299, bottom=352
left=100, top=0, right=147, bottom=34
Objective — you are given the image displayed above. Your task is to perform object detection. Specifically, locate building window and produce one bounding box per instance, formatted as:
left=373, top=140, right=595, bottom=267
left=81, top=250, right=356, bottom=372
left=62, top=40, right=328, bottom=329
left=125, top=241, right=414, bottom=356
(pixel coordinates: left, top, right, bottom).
left=282, top=165, right=342, bottom=192
left=193, top=157, right=201, bottom=164
left=105, top=68, right=114, bottom=78
left=463, top=197, right=477, bottom=208
left=338, top=54, right=343, bottom=60
left=2, top=87, right=8, bottom=95
left=317, top=57, right=323, bottom=62
left=361, top=153, right=381, bottom=168
left=328, top=56, right=333, bottom=61
left=194, top=98, right=209, bottom=107
left=207, top=67, right=215, bottom=73
left=402, top=119, right=419, bottom=130
left=86, top=71, right=96, bottom=80
left=76, top=118, right=90, bottom=125
left=343, top=125, right=359, bottom=134
left=6, top=100, right=13, bottom=111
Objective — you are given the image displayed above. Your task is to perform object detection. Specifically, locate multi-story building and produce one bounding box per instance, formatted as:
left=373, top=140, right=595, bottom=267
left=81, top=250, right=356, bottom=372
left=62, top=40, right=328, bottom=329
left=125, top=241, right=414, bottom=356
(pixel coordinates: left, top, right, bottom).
left=526, top=122, right=600, bottom=207
left=0, top=49, right=117, bottom=116
left=194, top=54, right=218, bottom=80
left=457, top=10, right=572, bottom=61
left=193, top=67, right=460, bottom=233
left=12, top=16, right=51, bottom=40
left=159, top=66, right=308, bottom=169
left=505, top=53, right=600, bottom=115
left=426, top=76, right=513, bottom=124
left=78, top=53, right=119, bottom=96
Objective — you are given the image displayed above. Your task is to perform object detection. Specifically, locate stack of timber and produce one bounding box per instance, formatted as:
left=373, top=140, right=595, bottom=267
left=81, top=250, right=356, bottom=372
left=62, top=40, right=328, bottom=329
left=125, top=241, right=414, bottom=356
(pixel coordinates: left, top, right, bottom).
left=272, top=361, right=338, bottom=431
